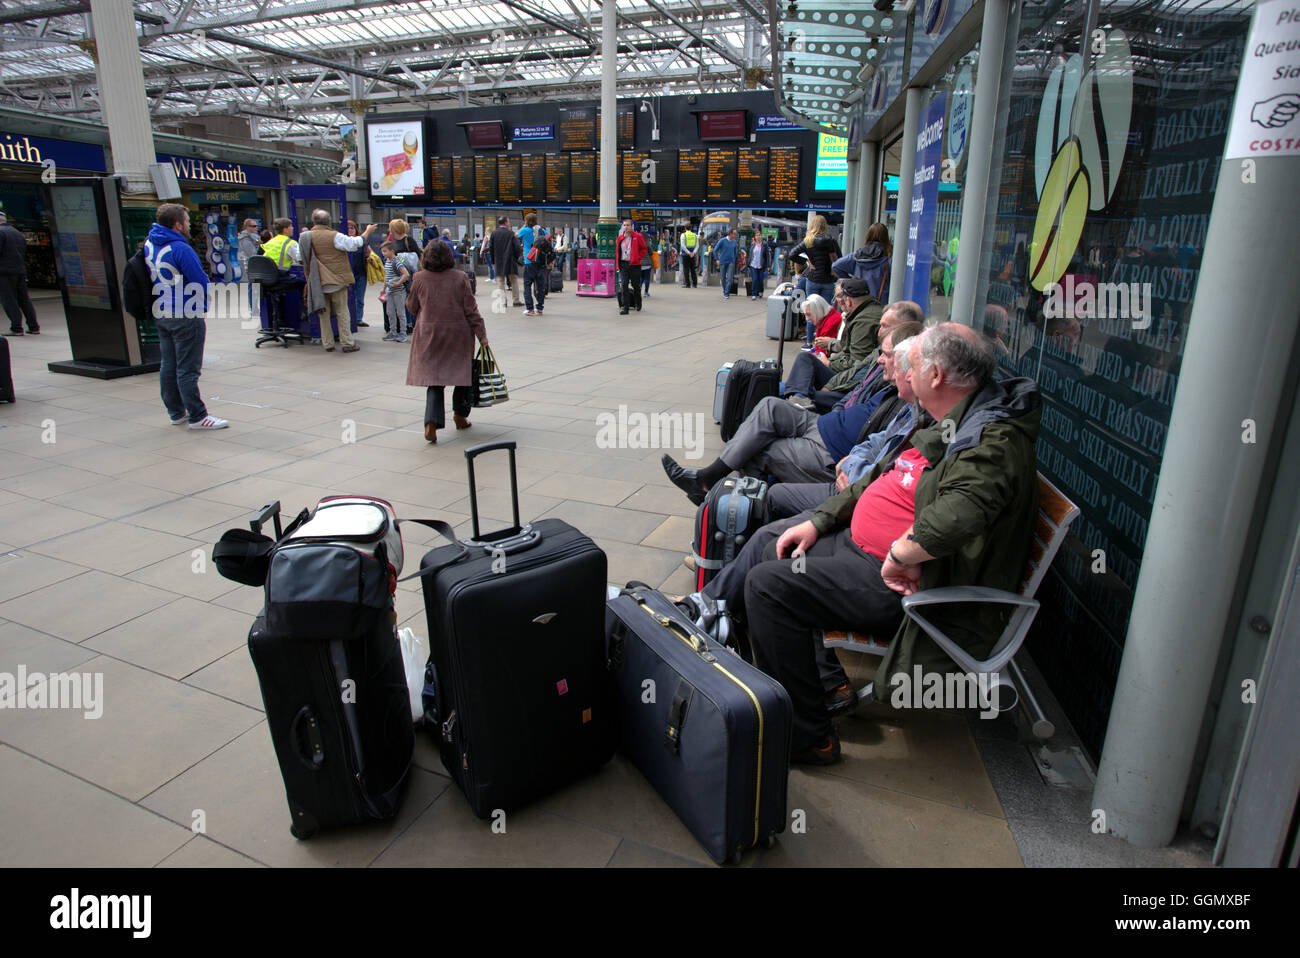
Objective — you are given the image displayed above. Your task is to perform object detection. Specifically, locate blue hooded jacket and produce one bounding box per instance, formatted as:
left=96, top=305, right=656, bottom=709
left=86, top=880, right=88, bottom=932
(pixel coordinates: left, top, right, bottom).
left=144, top=222, right=209, bottom=318
left=832, top=240, right=891, bottom=299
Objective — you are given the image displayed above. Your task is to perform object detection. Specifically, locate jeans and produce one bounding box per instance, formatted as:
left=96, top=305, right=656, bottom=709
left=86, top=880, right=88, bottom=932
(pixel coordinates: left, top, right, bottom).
left=805, top=278, right=837, bottom=304
left=425, top=385, right=472, bottom=428
left=719, top=261, right=735, bottom=297
left=641, top=267, right=652, bottom=295
left=349, top=275, right=366, bottom=325
left=155, top=314, right=208, bottom=423
left=523, top=262, right=548, bottom=312
left=784, top=350, right=836, bottom=398
left=749, top=267, right=766, bottom=298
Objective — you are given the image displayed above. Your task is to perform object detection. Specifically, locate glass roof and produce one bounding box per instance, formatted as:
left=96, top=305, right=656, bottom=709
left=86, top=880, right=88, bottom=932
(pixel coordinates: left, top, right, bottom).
left=0, top=0, right=774, bottom=144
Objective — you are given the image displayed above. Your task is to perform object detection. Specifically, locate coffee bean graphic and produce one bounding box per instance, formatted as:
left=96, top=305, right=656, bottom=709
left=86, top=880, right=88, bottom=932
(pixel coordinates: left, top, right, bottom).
left=1035, top=54, right=1084, bottom=199
left=1073, top=30, right=1134, bottom=209
left=1030, top=139, right=1091, bottom=292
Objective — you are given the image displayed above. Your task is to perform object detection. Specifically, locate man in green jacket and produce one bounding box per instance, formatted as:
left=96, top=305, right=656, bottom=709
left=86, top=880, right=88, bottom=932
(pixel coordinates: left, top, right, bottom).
left=784, top=276, right=884, bottom=403
left=744, top=323, right=1041, bottom=764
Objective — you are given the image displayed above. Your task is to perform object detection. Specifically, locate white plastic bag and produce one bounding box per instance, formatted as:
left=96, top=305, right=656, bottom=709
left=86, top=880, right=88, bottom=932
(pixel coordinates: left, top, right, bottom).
left=397, top=627, right=429, bottom=723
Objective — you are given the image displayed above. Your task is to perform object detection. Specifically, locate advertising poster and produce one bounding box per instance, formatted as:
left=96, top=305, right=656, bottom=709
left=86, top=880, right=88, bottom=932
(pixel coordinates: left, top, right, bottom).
left=51, top=185, right=112, bottom=310
left=367, top=119, right=426, bottom=197
left=903, top=91, right=948, bottom=312
left=813, top=132, right=847, bottom=191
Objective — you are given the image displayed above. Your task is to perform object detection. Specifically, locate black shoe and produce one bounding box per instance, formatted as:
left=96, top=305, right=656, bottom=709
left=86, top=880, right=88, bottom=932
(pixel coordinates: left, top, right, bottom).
left=661, top=454, right=707, bottom=506
left=791, top=731, right=841, bottom=766
left=357, top=321, right=370, bottom=327
left=4, top=329, right=21, bottom=337
left=825, top=683, right=858, bottom=716
left=619, top=308, right=629, bottom=315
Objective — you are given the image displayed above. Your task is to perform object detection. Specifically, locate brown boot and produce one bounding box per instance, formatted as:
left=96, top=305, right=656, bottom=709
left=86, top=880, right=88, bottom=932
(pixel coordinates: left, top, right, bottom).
left=453, top=414, right=472, bottom=430
left=424, top=423, right=437, bottom=443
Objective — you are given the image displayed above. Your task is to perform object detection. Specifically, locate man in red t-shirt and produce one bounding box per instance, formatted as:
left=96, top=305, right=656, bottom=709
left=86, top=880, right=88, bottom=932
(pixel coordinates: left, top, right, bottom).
left=614, top=219, right=647, bottom=314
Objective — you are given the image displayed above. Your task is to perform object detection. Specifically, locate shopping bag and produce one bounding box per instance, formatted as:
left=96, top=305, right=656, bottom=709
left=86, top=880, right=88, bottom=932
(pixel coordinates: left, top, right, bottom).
left=472, top=343, right=509, bottom=408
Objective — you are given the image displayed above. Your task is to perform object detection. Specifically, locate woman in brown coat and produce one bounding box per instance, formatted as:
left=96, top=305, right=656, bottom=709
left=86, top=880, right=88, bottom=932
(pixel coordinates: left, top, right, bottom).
left=406, top=241, right=489, bottom=443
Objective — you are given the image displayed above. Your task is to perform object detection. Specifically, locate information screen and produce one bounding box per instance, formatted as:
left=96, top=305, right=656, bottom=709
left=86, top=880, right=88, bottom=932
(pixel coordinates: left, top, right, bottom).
left=50, top=184, right=112, bottom=310
left=520, top=153, right=546, bottom=204
left=497, top=154, right=521, bottom=204
left=736, top=146, right=768, bottom=204
left=597, top=109, right=636, bottom=151
left=647, top=149, right=676, bottom=205
left=474, top=154, right=498, bottom=203
left=452, top=155, right=474, bottom=202
left=570, top=151, right=597, bottom=202
left=558, top=107, right=597, bottom=151
left=768, top=145, right=801, bottom=206
left=545, top=153, right=570, bottom=203
left=699, top=110, right=747, bottom=141
left=620, top=151, right=648, bottom=204
left=706, top=148, right=738, bottom=204
left=429, top=156, right=453, bottom=204
left=677, top=149, right=707, bottom=203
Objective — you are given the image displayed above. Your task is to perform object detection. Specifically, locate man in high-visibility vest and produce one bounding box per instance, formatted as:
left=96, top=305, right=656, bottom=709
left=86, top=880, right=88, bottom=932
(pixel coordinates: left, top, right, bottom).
left=679, top=227, right=699, bottom=288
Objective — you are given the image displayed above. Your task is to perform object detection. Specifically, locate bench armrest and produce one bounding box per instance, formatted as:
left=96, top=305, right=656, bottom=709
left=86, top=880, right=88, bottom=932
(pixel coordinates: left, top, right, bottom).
left=900, top=587, right=1040, bottom=676
left=901, top=586, right=1037, bottom=610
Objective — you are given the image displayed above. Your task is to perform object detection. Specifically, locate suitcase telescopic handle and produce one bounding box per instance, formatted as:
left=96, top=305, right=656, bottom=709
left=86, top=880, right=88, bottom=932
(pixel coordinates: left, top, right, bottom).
left=464, top=441, right=522, bottom=541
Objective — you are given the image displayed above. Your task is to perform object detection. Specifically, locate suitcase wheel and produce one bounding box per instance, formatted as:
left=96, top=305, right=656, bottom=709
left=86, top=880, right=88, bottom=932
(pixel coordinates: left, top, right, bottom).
left=764, top=834, right=778, bottom=849
left=290, top=820, right=317, bottom=840
left=727, top=848, right=744, bottom=866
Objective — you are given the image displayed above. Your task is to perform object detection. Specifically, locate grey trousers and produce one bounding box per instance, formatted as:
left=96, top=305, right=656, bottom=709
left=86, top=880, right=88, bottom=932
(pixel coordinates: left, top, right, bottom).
left=720, top=396, right=836, bottom=484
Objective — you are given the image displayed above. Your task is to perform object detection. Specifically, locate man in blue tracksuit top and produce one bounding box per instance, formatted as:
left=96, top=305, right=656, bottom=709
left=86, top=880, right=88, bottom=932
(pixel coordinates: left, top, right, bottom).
left=143, top=203, right=227, bottom=430
left=712, top=227, right=739, bottom=300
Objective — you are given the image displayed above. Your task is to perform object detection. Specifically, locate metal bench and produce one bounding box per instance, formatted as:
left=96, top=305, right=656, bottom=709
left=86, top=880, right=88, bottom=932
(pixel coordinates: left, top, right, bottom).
left=819, top=473, right=1080, bottom=739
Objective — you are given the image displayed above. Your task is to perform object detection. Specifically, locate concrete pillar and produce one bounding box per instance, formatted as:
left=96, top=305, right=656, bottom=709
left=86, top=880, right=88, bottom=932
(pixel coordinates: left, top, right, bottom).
left=855, top=143, right=876, bottom=239
left=890, top=86, right=925, bottom=303
left=1092, top=0, right=1300, bottom=846
left=88, top=0, right=156, bottom=194
left=950, top=0, right=1010, bottom=327
left=595, top=0, right=619, bottom=257
left=843, top=155, right=859, bottom=253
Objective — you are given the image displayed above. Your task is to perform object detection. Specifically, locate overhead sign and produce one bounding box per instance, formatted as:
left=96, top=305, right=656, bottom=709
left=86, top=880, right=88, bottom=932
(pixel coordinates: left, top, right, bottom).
left=755, top=114, right=802, bottom=132
left=511, top=124, right=554, bottom=141
left=423, top=207, right=458, bottom=217
left=191, top=189, right=259, bottom=205
left=903, top=91, right=947, bottom=313
left=1225, top=0, right=1300, bottom=159
left=157, top=153, right=279, bottom=189
left=0, top=133, right=106, bottom=173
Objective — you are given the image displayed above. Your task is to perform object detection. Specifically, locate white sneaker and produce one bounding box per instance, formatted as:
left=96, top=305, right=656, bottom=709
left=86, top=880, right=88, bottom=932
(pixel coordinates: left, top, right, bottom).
left=188, top=416, right=229, bottom=430
left=169, top=415, right=188, bottom=425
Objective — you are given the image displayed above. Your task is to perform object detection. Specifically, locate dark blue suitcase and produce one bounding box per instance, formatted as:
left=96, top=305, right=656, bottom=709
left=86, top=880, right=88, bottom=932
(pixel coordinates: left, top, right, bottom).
left=605, top=584, right=791, bottom=864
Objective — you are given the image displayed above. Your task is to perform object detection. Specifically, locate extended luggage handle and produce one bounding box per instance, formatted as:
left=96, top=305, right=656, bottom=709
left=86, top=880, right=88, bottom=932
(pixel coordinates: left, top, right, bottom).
left=463, top=441, right=542, bottom=554
left=291, top=706, right=326, bottom=771
left=250, top=500, right=309, bottom=539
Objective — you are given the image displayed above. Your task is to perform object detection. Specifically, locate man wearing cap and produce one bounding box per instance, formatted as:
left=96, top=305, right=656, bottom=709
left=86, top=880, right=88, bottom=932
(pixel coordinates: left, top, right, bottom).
left=0, top=211, right=39, bottom=336
left=782, top=276, right=884, bottom=404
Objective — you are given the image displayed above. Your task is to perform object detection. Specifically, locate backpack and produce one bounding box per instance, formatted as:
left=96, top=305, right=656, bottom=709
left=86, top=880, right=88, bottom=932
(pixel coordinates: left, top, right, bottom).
left=121, top=248, right=156, bottom=324
left=532, top=234, right=555, bottom=269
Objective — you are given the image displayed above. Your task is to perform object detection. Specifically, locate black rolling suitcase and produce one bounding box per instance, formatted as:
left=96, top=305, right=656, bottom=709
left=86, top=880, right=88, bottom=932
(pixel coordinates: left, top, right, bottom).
left=239, top=497, right=438, bottom=838
left=420, top=441, right=618, bottom=817
left=690, top=476, right=768, bottom=593
left=549, top=268, right=562, bottom=293
left=718, top=311, right=786, bottom=441
left=606, top=584, right=791, bottom=864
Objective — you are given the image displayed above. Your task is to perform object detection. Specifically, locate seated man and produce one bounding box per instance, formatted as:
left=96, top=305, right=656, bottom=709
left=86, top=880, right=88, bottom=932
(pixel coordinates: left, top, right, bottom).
left=678, top=330, right=924, bottom=707
left=782, top=277, right=881, bottom=402
left=802, top=299, right=925, bottom=412
left=662, top=305, right=913, bottom=504
left=747, top=324, right=1040, bottom=764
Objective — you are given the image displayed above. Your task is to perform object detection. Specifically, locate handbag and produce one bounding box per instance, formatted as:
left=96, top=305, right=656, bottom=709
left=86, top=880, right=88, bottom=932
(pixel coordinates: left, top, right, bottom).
left=651, top=250, right=660, bottom=269
left=471, top=343, right=509, bottom=408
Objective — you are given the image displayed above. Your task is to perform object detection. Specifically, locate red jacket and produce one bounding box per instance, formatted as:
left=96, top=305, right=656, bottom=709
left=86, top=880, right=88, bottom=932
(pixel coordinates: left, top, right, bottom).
left=615, top=230, right=648, bottom=269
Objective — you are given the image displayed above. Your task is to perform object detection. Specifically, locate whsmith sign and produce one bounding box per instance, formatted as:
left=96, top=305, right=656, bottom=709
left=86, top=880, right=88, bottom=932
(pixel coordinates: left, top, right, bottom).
left=156, top=153, right=280, bottom=189
left=0, top=133, right=107, bottom=172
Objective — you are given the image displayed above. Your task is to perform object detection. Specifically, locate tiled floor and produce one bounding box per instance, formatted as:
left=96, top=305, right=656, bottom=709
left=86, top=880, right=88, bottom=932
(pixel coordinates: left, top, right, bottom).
left=0, top=282, right=1206, bottom=867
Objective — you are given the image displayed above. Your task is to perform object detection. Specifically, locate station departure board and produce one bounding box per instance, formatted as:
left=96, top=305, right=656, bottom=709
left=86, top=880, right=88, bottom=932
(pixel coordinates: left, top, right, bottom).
left=597, top=109, right=636, bottom=151
left=647, top=149, right=676, bottom=205
left=620, top=151, right=648, bottom=204
left=429, top=156, right=453, bottom=204
left=570, top=151, right=596, bottom=202
left=558, top=107, right=597, bottom=151
left=677, top=149, right=707, bottom=203
left=497, top=154, right=521, bottom=204
left=452, top=155, right=474, bottom=203
left=706, top=148, right=738, bottom=204
left=474, top=154, right=497, bottom=204
left=520, top=153, right=545, bottom=205
left=545, top=153, right=570, bottom=203
left=736, top=146, right=767, bottom=204
left=768, top=145, right=800, bottom=206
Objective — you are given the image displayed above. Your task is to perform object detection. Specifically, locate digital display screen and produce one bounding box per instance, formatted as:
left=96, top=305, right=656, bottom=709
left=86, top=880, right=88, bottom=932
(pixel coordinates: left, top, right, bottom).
left=620, top=151, right=648, bottom=204
left=569, top=151, right=597, bottom=202
left=736, top=146, right=767, bottom=204
left=474, top=154, right=497, bottom=203
left=677, top=149, right=707, bottom=203
left=597, top=109, right=636, bottom=151
left=706, top=148, right=738, bottom=203
left=558, top=107, right=597, bottom=151
left=497, top=154, right=521, bottom=204
left=545, top=153, right=570, bottom=203
left=50, top=185, right=112, bottom=310
left=520, top=153, right=546, bottom=204
left=815, top=132, right=848, bottom=192
left=647, top=149, right=676, bottom=205
left=462, top=121, right=506, bottom=150
left=767, top=145, right=801, bottom=205
left=698, top=110, right=747, bottom=141
left=429, top=156, right=453, bottom=204
left=452, top=155, right=474, bottom=202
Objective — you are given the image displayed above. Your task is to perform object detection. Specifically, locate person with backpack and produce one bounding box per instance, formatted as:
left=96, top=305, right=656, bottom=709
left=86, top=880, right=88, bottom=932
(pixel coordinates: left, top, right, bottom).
left=523, top=219, right=555, bottom=316
left=143, top=203, right=227, bottom=430
left=831, top=222, right=892, bottom=302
